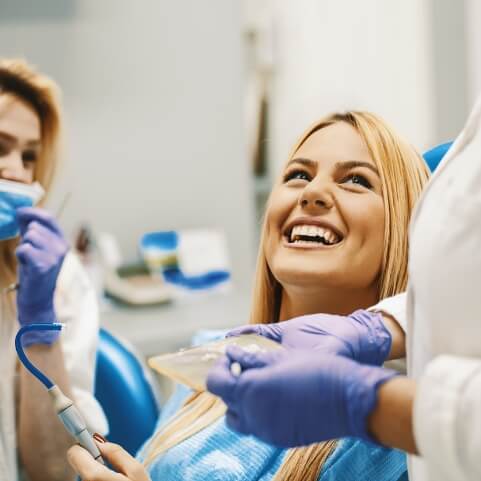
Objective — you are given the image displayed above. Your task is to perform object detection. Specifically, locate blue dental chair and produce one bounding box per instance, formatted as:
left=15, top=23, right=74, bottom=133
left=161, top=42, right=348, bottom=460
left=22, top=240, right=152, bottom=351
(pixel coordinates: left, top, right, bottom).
left=423, top=141, right=453, bottom=171
left=95, top=328, right=160, bottom=455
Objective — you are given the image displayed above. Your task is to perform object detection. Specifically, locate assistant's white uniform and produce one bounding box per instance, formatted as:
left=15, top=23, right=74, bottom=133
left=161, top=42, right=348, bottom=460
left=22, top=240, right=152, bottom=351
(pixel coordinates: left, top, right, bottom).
left=0, top=252, right=108, bottom=481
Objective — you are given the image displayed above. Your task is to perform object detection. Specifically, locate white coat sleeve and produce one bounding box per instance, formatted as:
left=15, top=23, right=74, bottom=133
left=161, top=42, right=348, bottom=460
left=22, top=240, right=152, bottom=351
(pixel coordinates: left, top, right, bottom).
left=368, top=292, right=408, bottom=332
left=54, top=252, right=109, bottom=435
left=414, top=355, right=481, bottom=480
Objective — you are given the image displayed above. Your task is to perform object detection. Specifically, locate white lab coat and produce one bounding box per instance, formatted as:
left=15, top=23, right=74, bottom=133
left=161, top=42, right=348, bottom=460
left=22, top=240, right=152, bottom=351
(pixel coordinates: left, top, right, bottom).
left=405, top=95, right=481, bottom=481
left=0, top=252, right=108, bottom=481
left=369, top=97, right=481, bottom=480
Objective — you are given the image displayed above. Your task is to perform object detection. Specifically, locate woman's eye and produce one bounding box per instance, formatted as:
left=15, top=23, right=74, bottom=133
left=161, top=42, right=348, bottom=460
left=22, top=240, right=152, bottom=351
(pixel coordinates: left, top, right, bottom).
left=284, top=170, right=311, bottom=182
left=22, top=150, right=38, bottom=164
left=342, top=174, right=372, bottom=189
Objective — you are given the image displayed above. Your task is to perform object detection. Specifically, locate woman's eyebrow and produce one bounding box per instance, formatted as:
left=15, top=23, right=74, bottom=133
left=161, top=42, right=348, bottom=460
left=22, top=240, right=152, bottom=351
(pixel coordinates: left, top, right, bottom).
left=285, top=157, right=317, bottom=169
left=0, top=131, right=15, bottom=143
left=335, top=160, right=379, bottom=176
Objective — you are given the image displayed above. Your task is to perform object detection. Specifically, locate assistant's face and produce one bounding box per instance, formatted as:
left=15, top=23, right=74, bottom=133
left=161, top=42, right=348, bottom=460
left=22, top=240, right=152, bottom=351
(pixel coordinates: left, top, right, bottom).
left=0, top=94, right=40, bottom=184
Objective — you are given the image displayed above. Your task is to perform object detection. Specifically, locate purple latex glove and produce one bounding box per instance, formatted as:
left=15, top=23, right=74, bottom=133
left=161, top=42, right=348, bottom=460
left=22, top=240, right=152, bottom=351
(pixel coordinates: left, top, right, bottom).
left=207, top=345, right=397, bottom=447
left=228, top=310, right=391, bottom=366
left=15, top=207, right=69, bottom=346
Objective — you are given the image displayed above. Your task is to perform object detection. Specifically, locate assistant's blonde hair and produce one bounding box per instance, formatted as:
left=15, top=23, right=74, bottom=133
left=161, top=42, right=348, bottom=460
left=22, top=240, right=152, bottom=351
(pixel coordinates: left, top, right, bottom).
left=143, top=111, right=430, bottom=480
left=0, top=59, right=63, bottom=286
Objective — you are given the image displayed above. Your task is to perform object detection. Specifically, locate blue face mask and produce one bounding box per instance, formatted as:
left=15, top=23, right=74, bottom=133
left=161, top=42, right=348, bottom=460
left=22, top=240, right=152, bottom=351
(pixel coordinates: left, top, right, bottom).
left=0, top=180, right=44, bottom=240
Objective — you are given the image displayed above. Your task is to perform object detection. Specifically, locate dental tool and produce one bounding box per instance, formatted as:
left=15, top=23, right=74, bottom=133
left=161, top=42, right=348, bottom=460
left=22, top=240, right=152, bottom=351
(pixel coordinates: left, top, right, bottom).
left=15, top=323, right=104, bottom=464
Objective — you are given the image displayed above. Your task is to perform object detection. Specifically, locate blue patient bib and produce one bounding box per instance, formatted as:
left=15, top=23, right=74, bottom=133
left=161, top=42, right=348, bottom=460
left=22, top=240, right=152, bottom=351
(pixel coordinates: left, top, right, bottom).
left=138, top=385, right=407, bottom=481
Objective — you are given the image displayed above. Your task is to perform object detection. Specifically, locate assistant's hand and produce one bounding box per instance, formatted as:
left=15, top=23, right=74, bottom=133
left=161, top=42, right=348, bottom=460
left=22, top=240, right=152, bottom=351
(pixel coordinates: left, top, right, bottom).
left=67, top=441, right=151, bottom=481
left=228, top=310, right=391, bottom=366
left=15, top=207, right=69, bottom=345
left=207, top=345, right=397, bottom=447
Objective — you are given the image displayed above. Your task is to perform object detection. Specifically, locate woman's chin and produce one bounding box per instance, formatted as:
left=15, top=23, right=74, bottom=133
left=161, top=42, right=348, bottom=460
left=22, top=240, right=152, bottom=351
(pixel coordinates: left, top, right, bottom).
left=273, top=265, right=343, bottom=289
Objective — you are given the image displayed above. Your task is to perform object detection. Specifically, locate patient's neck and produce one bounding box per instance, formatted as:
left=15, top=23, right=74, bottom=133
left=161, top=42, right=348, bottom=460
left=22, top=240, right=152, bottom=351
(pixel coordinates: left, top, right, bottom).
left=278, top=284, right=379, bottom=321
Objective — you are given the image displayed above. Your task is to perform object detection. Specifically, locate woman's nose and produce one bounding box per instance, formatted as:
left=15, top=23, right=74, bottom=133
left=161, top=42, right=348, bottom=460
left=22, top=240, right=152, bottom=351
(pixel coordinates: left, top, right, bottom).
left=299, top=179, right=334, bottom=211
left=0, top=150, right=28, bottom=182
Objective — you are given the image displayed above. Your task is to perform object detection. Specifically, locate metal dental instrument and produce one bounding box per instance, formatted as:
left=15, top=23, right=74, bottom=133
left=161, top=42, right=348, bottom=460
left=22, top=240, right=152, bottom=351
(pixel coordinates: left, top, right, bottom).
left=15, top=323, right=104, bottom=464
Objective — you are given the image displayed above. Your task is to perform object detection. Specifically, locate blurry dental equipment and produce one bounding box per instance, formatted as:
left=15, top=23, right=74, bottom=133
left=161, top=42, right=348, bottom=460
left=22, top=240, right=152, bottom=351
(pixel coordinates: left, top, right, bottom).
left=15, top=323, right=104, bottom=464
left=96, top=232, right=172, bottom=306
left=0, top=179, right=44, bottom=240
left=141, top=229, right=231, bottom=293
left=149, top=334, right=281, bottom=391
left=97, top=228, right=231, bottom=306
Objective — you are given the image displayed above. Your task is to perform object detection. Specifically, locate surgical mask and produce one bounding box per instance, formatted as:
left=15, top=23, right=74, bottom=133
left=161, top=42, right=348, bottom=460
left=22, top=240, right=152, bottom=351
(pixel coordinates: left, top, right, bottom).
left=0, top=180, right=44, bottom=240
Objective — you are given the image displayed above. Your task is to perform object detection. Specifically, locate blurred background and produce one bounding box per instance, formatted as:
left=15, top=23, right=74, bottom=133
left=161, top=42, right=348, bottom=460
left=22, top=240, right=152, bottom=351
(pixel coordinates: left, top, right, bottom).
left=0, top=0, right=479, bottom=357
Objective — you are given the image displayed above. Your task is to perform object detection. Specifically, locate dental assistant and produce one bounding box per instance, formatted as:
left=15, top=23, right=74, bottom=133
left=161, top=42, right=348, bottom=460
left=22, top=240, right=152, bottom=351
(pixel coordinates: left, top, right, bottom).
left=208, top=97, right=481, bottom=480
left=0, top=60, right=107, bottom=481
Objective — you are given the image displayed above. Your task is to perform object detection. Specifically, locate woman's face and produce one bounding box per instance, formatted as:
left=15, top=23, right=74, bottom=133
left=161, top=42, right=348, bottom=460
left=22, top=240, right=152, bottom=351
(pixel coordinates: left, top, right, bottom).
left=0, top=94, right=40, bottom=184
left=265, top=121, right=385, bottom=293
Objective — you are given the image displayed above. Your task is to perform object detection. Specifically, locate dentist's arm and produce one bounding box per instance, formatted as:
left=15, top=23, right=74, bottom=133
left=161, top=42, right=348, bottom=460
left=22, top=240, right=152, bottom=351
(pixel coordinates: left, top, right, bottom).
left=15, top=207, right=76, bottom=481
left=207, top=346, right=416, bottom=451
left=19, top=344, right=77, bottom=481
left=229, top=308, right=404, bottom=366
left=367, top=354, right=481, bottom=479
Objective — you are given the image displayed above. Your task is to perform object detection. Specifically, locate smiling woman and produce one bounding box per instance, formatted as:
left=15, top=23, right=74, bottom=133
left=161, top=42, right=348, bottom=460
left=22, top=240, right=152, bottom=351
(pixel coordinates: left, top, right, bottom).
left=67, top=111, right=430, bottom=481
left=266, top=121, right=386, bottom=316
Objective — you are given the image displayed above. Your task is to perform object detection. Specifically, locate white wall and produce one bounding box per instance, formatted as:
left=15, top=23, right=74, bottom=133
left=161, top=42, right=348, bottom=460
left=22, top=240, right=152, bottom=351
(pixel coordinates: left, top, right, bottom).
left=465, top=0, right=481, bottom=109
left=270, top=0, right=436, bottom=173
left=0, top=1, right=255, bottom=285
left=246, top=0, right=437, bottom=177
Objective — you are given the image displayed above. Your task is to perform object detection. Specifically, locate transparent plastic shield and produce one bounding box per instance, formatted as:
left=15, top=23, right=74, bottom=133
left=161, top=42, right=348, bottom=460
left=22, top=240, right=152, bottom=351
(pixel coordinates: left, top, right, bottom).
left=148, top=334, right=282, bottom=391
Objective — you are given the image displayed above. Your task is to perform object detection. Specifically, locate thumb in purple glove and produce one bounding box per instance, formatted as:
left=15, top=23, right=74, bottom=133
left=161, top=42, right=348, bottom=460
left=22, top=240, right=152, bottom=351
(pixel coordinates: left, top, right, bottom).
left=228, top=309, right=392, bottom=366
left=15, top=207, right=69, bottom=346
left=207, top=345, right=397, bottom=448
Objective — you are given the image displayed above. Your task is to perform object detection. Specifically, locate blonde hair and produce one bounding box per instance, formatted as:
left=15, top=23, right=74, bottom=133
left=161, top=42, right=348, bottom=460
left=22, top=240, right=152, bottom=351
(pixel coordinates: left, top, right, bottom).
left=143, top=111, right=430, bottom=480
left=0, top=59, right=63, bottom=287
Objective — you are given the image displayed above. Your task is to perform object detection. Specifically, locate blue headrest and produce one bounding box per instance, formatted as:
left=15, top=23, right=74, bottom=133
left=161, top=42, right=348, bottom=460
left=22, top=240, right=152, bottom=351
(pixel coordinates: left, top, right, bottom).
left=423, top=141, right=453, bottom=172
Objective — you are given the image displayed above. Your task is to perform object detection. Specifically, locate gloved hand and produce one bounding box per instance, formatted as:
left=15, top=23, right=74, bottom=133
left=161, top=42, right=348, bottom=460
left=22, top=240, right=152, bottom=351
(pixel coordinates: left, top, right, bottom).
left=228, top=310, right=391, bottom=366
left=15, top=207, right=69, bottom=346
left=207, top=345, right=397, bottom=447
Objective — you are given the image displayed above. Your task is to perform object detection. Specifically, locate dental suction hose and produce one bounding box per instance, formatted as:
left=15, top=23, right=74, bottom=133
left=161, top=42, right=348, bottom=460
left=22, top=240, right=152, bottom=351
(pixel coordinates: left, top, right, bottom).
left=15, top=323, right=104, bottom=464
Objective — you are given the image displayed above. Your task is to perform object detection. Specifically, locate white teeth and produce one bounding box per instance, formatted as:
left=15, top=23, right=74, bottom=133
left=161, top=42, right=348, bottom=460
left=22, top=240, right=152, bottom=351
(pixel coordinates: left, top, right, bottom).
left=289, top=224, right=340, bottom=244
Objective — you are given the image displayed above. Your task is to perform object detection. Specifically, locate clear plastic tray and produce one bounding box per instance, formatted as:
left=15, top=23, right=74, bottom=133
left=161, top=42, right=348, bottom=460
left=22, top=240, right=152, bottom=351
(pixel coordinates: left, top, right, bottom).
left=148, top=334, right=282, bottom=391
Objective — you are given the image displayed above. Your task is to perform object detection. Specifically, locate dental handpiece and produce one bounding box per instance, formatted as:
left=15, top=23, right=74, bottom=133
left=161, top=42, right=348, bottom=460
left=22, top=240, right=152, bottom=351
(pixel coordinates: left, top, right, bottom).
left=48, top=385, right=104, bottom=464
left=15, top=323, right=104, bottom=464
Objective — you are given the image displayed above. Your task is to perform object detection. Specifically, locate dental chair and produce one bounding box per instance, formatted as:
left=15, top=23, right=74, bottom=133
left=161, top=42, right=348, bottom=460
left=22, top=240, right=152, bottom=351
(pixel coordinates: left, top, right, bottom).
left=423, top=141, right=453, bottom=171
left=95, top=328, right=160, bottom=455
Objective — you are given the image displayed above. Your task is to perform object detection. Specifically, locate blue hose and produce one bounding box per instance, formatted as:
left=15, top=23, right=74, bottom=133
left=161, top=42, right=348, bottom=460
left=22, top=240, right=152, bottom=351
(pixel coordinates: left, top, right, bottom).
left=15, top=323, right=64, bottom=389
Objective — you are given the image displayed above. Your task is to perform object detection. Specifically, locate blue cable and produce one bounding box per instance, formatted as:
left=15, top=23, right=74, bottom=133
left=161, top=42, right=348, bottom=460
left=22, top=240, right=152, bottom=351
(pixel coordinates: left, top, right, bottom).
left=15, top=323, right=64, bottom=389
